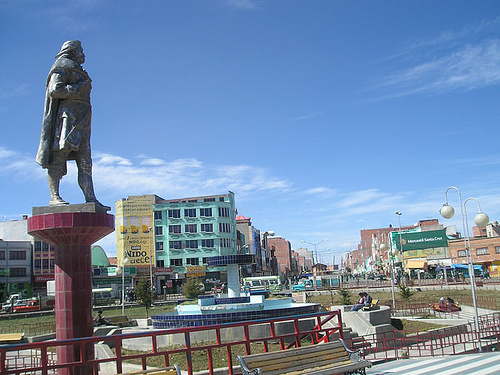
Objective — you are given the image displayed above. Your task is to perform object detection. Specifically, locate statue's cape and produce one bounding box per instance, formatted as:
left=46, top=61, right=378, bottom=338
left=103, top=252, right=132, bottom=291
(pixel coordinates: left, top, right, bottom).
left=35, top=58, right=87, bottom=168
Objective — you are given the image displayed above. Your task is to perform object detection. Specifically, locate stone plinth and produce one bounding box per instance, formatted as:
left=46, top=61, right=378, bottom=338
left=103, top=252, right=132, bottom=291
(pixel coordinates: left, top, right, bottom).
left=28, top=204, right=114, bottom=375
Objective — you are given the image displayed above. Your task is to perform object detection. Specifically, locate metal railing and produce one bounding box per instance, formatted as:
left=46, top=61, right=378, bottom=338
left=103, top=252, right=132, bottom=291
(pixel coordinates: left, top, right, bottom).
left=343, top=312, right=500, bottom=362
left=1, top=310, right=499, bottom=374
left=0, top=310, right=343, bottom=375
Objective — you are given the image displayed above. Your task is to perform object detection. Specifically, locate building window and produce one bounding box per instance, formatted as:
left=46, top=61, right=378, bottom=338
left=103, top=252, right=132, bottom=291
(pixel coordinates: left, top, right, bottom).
left=218, top=207, right=230, bottom=217
left=169, top=241, right=182, bottom=250
left=155, top=226, right=163, bottom=236
left=10, top=251, right=26, bottom=260
left=184, top=209, right=197, bottom=218
left=156, top=259, right=165, bottom=268
left=496, top=246, right=500, bottom=254
left=200, top=208, right=212, bottom=217
left=185, top=224, right=197, bottom=233
left=201, top=239, right=214, bottom=248
left=186, top=258, right=199, bottom=266
left=34, top=259, right=41, bottom=267
left=0, top=251, right=5, bottom=260
left=202, top=257, right=209, bottom=264
left=476, top=247, right=489, bottom=256
left=34, top=242, right=42, bottom=251
left=185, top=240, right=198, bottom=249
left=155, top=241, right=164, bottom=251
left=219, top=197, right=225, bottom=202
left=219, top=223, right=231, bottom=233
left=169, top=225, right=181, bottom=234
left=171, top=258, right=183, bottom=266
left=42, top=242, right=50, bottom=251
left=220, top=238, right=231, bottom=248
left=204, top=198, right=215, bottom=202
left=168, top=209, right=181, bottom=219
left=201, top=224, right=213, bottom=233
left=10, top=268, right=27, bottom=277
left=154, top=211, right=163, bottom=220
left=457, top=250, right=467, bottom=257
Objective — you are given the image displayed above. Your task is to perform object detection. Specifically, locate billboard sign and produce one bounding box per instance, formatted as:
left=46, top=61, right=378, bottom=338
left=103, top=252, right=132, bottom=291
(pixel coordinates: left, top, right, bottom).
left=116, top=196, right=155, bottom=267
left=392, top=229, right=448, bottom=251
left=186, top=266, right=206, bottom=278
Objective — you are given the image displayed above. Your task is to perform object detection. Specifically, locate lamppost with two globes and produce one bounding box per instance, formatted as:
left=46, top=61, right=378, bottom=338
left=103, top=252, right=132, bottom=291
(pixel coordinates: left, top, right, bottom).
left=440, top=186, right=489, bottom=352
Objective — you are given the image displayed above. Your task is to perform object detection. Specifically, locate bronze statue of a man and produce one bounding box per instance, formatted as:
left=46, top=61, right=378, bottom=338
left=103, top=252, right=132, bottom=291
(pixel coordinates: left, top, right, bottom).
left=36, top=40, right=104, bottom=207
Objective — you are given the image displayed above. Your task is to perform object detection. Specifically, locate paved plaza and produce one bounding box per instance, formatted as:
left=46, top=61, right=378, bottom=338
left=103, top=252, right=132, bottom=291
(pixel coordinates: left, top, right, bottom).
left=367, top=352, right=500, bottom=375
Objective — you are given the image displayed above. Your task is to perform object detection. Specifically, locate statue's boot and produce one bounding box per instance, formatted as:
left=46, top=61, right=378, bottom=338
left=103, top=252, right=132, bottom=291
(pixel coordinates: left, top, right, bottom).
left=47, top=174, right=69, bottom=206
left=79, top=171, right=110, bottom=211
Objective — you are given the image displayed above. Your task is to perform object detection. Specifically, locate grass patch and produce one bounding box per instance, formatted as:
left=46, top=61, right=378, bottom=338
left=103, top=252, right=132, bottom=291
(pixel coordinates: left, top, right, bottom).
left=0, top=304, right=177, bottom=335
left=118, top=341, right=288, bottom=372
left=399, top=318, right=450, bottom=334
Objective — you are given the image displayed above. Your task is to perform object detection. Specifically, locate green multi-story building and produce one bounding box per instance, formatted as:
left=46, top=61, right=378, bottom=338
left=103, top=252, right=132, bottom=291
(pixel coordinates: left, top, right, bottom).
left=153, top=191, right=237, bottom=293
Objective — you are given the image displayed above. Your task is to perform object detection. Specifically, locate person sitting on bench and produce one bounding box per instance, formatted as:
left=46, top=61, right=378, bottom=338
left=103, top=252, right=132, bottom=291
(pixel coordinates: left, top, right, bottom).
left=351, top=292, right=372, bottom=311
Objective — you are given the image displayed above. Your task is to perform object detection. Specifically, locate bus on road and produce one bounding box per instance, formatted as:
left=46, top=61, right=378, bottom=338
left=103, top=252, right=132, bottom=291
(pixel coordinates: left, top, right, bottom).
left=242, top=276, right=283, bottom=294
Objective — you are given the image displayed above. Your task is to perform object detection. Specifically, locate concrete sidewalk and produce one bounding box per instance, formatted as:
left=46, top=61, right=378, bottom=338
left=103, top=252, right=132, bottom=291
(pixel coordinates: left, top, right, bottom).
left=367, top=352, right=500, bottom=375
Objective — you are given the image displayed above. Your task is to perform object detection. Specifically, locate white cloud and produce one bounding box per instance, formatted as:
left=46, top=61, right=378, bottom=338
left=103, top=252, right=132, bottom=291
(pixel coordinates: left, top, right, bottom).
left=95, top=153, right=132, bottom=166
left=373, top=16, right=500, bottom=98
left=0, top=84, right=30, bottom=99
left=90, top=153, right=291, bottom=199
left=292, top=113, right=321, bottom=122
left=337, top=189, right=389, bottom=209
left=303, top=187, right=337, bottom=196
left=219, top=0, right=260, bottom=10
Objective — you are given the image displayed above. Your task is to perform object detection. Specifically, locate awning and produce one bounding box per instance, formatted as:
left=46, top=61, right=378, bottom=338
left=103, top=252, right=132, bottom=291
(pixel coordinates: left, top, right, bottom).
left=405, top=260, right=426, bottom=269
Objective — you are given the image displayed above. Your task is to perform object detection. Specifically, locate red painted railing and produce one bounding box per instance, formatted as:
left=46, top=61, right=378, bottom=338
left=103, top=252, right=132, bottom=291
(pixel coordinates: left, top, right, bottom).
left=2, top=310, right=499, bottom=374
left=0, top=310, right=343, bottom=375
left=343, top=312, right=500, bottom=362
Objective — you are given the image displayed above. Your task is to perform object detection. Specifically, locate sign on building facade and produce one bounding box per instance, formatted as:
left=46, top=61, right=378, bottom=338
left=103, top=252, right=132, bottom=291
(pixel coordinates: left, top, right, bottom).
left=392, top=229, right=448, bottom=251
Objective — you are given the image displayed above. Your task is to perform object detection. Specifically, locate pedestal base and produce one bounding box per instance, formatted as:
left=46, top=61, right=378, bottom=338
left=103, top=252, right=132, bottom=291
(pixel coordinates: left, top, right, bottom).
left=28, top=206, right=114, bottom=375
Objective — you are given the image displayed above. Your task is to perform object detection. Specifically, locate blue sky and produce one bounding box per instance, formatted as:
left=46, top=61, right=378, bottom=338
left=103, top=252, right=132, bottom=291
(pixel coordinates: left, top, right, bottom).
left=1, top=1, right=499, bottom=263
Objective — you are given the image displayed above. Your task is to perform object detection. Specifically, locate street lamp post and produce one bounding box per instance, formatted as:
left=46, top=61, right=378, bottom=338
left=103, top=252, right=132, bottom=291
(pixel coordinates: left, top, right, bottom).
left=395, top=211, right=406, bottom=278
left=301, top=238, right=328, bottom=265
left=120, top=258, right=129, bottom=316
left=148, top=227, right=154, bottom=291
left=380, top=243, right=396, bottom=311
left=440, top=186, right=489, bottom=352
left=301, top=238, right=328, bottom=290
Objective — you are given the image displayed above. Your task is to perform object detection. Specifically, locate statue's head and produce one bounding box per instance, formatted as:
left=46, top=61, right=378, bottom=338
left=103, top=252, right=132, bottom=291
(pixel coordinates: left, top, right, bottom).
left=55, top=40, right=85, bottom=64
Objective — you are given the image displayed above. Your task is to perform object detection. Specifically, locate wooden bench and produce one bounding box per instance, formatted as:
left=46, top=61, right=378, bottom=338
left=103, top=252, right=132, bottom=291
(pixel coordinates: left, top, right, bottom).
left=236, top=340, right=371, bottom=375
left=362, top=299, right=379, bottom=311
left=0, top=333, right=25, bottom=344
left=106, top=315, right=134, bottom=327
left=120, top=365, right=181, bottom=375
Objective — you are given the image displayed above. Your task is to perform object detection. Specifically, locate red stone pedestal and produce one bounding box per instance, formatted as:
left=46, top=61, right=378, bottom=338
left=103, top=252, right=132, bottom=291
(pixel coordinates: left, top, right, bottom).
left=28, top=206, right=114, bottom=375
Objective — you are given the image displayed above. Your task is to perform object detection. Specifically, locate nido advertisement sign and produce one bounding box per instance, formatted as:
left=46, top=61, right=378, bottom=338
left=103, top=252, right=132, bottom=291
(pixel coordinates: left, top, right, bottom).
left=116, top=196, right=155, bottom=266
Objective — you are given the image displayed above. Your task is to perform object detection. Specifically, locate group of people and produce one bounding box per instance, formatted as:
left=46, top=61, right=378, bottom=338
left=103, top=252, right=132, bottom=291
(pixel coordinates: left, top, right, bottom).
left=350, top=291, right=373, bottom=311
left=434, top=296, right=461, bottom=312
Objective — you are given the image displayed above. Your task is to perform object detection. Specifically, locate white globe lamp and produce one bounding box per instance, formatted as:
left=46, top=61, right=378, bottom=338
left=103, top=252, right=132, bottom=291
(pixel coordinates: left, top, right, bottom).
left=440, top=204, right=455, bottom=219
left=475, top=212, right=489, bottom=227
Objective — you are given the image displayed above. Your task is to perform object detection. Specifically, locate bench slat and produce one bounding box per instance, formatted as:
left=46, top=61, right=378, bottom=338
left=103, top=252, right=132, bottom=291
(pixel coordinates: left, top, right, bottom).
left=262, top=358, right=353, bottom=375
left=0, top=333, right=24, bottom=343
left=289, top=360, right=372, bottom=375
left=243, top=341, right=343, bottom=364
left=245, top=348, right=349, bottom=372
left=238, top=340, right=371, bottom=375
left=263, top=360, right=371, bottom=375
